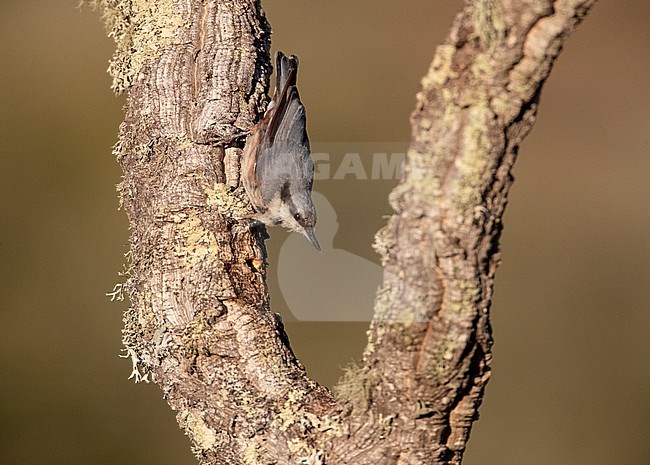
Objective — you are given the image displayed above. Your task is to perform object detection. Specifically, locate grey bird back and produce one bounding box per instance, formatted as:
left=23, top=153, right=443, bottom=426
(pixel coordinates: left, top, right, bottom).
left=256, top=52, right=313, bottom=205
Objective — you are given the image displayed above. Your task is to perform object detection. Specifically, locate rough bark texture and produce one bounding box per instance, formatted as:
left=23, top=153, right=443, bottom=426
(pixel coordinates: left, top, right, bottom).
left=92, top=0, right=596, bottom=463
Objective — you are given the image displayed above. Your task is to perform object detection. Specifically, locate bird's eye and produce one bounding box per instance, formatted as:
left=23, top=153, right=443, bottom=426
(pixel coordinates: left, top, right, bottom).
left=293, top=213, right=302, bottom=221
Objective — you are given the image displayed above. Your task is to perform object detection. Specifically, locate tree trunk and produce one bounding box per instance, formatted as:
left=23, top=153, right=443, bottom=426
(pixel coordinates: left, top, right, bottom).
left=90, top=0, right=596, bottom=463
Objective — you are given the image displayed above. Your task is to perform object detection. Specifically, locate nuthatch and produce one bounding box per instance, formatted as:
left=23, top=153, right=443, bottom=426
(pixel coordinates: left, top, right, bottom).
left=241, top=51, right=320, bottom=251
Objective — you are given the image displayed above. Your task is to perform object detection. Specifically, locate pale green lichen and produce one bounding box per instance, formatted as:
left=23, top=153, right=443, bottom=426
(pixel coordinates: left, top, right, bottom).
left=301, top=412, right=344, bottom=437
left=372, top=217, right=398, bottom=265
left=297, top=448, right=325, bottom=465
left=363, top=321, right=386, bottom=358
left=184, top=411, right=217, bottom=450
left=471, top=0, right=506, bottom=51
left=176, top=216, right=219, bottom=268
left=439, top=87, right=462, bottom=126
left=470, top=52, right=494, bottom=81
left=257, top=390, right=342, bottom=465
left=205, top=183, right=252, bottom=218
left=405, top=149, right=443, bottom=200
left=386, top=151, right=443, bottom=216
left=242, top=439, right=265, bottom=465
left=106, top=283, right=124, bottom=302
left=451, top=279, right=482, bottom=314
left=82, top=0, right=188, bottom=93
left=423, top=331, right=461, bottom=380
left=488, top=92, right=511, bottom=117
left=118, top=346, right=151, bottom=383
left=453, top=101, right=493, bottom=214
left=275, top=388, right=309, bottom=431
left=423, top=277, right=481, bottom=379
left=121, top=298, right=155, bottom=379
left=420, top=45, right=457, bottom=92
left=370, top=282, right=401, bottom=323
left=395, top=305, right=418, bottom=326
left=333, top=361, right=378, bottom=413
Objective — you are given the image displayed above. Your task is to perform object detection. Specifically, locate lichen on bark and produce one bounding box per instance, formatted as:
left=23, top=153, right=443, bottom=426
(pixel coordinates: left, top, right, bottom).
left=84, top=0, right=188, bottom=93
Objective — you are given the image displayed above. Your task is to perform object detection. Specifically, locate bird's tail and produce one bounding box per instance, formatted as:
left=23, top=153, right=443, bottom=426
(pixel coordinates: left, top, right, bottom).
left=275, top=51, right=299, bottom=93
left=266, top=51, right=305, bottom=144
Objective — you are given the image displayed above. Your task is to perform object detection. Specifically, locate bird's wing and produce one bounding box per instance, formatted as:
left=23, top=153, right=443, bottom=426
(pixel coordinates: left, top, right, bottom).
left=253, top=52, right=312, bottom=204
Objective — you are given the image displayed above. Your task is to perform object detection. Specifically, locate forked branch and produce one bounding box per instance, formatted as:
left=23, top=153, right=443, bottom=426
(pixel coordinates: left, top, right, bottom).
left=90, top=0, right=596, bottom=463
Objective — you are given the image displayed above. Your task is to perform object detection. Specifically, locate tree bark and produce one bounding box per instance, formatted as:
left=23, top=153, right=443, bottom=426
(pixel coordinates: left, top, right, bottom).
left=91, top=0, right=596, bottom=463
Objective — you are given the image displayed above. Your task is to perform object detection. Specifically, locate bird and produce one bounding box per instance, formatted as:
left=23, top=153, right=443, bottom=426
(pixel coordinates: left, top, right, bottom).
left=241, top=51, right=320, bottom=251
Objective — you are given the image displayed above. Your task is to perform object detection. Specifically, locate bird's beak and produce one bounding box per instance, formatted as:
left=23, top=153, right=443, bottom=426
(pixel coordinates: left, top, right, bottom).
left=303, top=227, right=321, bottom=252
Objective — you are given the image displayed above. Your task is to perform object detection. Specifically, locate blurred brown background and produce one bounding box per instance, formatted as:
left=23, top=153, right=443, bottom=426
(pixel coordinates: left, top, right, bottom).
left=1, top=1, right=648, bottom=464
